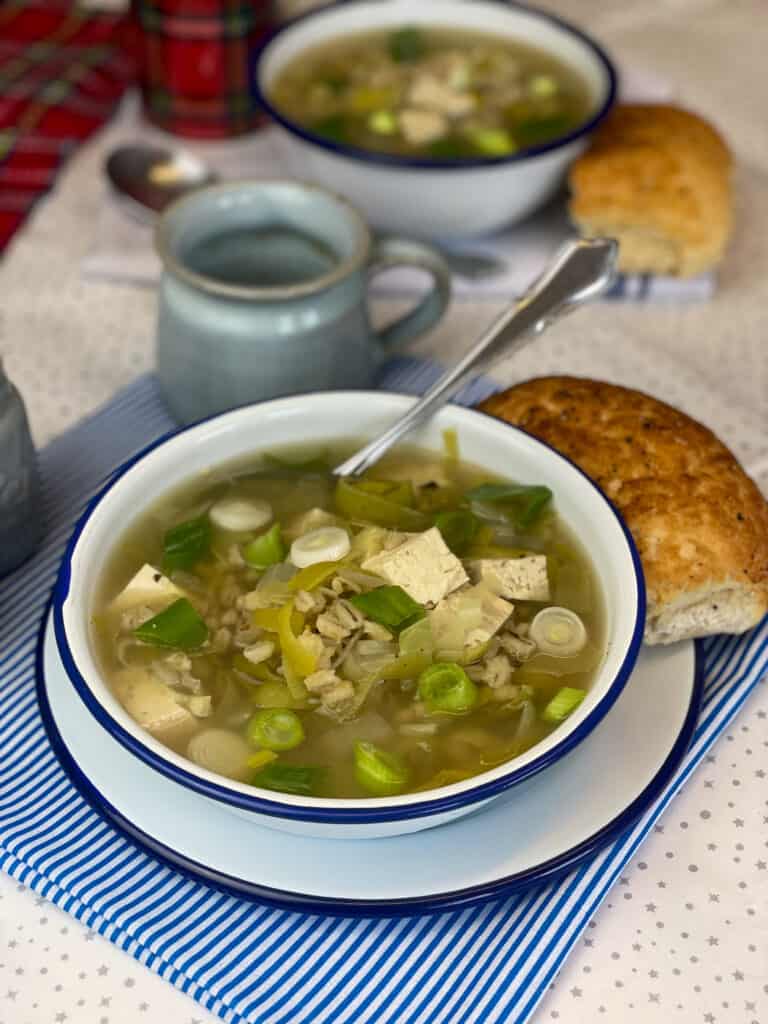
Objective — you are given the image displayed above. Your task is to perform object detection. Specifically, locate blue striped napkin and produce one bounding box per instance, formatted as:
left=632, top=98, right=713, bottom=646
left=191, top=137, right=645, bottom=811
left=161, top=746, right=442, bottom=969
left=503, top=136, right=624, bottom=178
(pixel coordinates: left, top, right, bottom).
left=2, top=359, right=766, bottom=1024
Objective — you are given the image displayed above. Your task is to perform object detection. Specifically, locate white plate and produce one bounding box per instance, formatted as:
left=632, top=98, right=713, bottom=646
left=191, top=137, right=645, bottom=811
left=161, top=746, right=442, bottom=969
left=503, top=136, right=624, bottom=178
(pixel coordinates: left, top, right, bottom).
left=38, top=615, right=701, bottom=916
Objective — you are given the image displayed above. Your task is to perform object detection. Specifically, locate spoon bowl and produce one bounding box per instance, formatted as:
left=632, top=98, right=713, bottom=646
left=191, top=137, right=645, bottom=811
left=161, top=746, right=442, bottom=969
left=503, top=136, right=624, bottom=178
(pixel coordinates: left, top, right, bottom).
left=105, top=144, right=217, bottom=218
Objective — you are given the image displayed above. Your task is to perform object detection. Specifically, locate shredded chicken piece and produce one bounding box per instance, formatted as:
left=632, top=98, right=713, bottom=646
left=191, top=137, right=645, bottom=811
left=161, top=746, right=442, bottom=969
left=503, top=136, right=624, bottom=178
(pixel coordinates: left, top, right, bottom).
left=212, top=627, right=232, bottom=653
left=303, top=668, right=357, bottom=719
left=467, top=653, right=513, bottom=688
left=408, top=74, right=475, bottom=116
left=315, top=598, right=364, bottom=641
left=293, top=588, right=325, bottom=614
left=164, top=652, right=191, bottom=672
left=319, top=679, right=356, bottom=717
left=399, top=108, right=447, bottom=145
left=499, top=630, right=536, bottom=664
left=304, top=668, right=338, bottom=693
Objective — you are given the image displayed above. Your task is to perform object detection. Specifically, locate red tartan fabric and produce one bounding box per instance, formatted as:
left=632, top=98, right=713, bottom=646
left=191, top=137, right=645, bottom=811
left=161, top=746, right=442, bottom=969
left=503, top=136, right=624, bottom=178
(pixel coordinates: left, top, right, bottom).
left=0, top=1, right=136, bottom=253
left=132, top=0, right=273, bottom=138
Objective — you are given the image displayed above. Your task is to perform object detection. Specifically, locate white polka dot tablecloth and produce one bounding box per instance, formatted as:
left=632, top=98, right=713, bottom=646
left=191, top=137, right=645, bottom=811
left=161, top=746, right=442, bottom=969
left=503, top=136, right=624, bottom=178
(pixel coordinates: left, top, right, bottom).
left=1, top=0, right=767, bottom=1022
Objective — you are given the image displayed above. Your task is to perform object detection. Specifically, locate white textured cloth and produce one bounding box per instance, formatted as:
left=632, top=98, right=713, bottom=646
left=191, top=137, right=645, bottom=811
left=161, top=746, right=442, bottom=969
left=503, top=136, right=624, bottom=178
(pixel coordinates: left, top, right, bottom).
left=0, top=2, right=767, bottom=1023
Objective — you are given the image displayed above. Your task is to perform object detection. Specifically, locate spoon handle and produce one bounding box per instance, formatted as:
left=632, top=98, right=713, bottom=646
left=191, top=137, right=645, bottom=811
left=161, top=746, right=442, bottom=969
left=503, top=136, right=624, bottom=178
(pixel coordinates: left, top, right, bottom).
left=333, top=237, right=618, bottom=478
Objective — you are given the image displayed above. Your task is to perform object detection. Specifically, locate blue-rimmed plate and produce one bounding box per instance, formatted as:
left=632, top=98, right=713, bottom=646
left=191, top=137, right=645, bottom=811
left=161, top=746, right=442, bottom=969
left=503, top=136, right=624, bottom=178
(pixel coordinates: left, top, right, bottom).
left=38, top=614, right=702, bottom=917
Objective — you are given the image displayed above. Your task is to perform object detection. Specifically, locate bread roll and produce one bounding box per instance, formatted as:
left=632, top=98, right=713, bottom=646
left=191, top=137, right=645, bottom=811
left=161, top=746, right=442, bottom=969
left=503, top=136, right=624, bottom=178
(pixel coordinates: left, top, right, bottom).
left=479, top=378, right=768, bottom=645
left=568, top=104, right=732, bottom=277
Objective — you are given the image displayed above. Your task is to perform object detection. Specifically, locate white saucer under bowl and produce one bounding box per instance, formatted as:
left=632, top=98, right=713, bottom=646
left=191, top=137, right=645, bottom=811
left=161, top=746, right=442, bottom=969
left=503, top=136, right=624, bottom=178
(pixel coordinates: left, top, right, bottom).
left=38, top=614, right=702, bottom=916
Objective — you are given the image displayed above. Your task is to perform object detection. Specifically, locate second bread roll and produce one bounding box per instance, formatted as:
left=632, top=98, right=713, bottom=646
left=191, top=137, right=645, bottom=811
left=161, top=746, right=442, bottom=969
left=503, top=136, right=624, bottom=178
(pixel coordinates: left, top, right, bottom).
left=568, top=104, right=732, bottom=277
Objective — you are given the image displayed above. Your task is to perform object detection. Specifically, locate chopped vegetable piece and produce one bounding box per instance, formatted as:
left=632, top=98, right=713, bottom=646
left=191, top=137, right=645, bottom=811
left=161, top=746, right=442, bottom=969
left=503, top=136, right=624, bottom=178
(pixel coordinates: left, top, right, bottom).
left=247, top=749, right=278, bottom=770
left=368, top=109, right=397, bottom=134
left=162, top=515, right=211, bottom=574
left=398, top=616, right=433, bottom=658
left=288, top=560, right=339, bottom=592
left=290, top=526, right=350, bottom=568
left=542, top=686, right=586, bottom=723
left=354, top=741, right=409, bottom=796
left=516, top=115, right=572, bottom=148
left=467, top=482, right=552, bottom=528
left=416, top=482, right=461, bottom=513
left=277, top=600, right=317, bottom=678
left=335, top=478, right=429, bottom=530
left=358, top=478, right=415, bottom=506
left=243, top=523, right=286, bottom=569
left=388, top=26, right=426, bottom=62
left=246, top=708, right=305, bottom=752
left=251, top=681, right=308, bottom=710
left=350, top=585, right=425, bottom=633
left=233, top=653, right=282, bottom=684
left=530, top=606, right=587, bottom=656
left=528, top=74, right=558, bottom=98
left=442, top=427, right=459, bottom=463
left=252, top=762, right=324, bottom=795
left=349, top=86, right=396, bottom=112
left=428, top=136, right=475, bottom=160
left=434, top=508, right=480, bottom=555
left=311, top=114, right=348, bottom=143
left=418, top=662, right=478, bottom=714
left=209, top=496, right=272, bottom=533
left=187, top=729, right=252, bottom=780
left=251, top=606, right=282, bottom=632
left=466, top=128, right=516, bottom=155
left=133, top=598, right=208, bottom=650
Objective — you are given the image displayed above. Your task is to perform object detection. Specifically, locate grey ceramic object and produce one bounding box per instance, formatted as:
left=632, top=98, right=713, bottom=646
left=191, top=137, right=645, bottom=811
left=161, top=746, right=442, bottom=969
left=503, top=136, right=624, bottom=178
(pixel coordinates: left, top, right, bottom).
left=0, top=360, right=42, bottom=576
left=154, top=181, right=452, bottom=425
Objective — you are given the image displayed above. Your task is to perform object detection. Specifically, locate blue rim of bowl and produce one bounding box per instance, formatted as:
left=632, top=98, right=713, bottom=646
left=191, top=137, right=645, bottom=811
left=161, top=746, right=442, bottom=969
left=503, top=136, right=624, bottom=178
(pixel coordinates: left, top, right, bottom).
left=252, top=0, right=619, bottom=171
left=52, top=390, right=645, bottom=826
left=37, top=605, right=703, bottom=917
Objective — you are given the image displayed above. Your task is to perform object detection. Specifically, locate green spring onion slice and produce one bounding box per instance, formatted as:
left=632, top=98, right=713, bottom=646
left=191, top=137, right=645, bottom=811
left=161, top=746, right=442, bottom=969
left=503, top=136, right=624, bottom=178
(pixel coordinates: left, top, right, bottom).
left=388, top=26, right=426, bottom=62
left=133, top=598, right=208, bottom=650
left=434, top=508, right=480, bottom=555
left=349, top=585, right=425, bottom=633
left=246, top=708, right=305, bottom=752
left=542, top=686, right=586, bottom=723
left=162, top=515, right=211, bottom=574
left=243, top=522, right=286, bottom=569
left=251, top=762, right=324, bottom=796
left=418, top=661, right=478, bottom=714
left=466, top=482, right=552, bottom=528
left=354, top=741, right=409, bottom=796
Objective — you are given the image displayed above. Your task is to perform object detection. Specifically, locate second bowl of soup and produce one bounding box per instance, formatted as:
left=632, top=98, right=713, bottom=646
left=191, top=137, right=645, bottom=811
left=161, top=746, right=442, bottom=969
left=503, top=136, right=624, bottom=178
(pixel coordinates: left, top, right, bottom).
left=255, top=0, right=617, bottom=236
left=54, top=392, right=643, bottom=838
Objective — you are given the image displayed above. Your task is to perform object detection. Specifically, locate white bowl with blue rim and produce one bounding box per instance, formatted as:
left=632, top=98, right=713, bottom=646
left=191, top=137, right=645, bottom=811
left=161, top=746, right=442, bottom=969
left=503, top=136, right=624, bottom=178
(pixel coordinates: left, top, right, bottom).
left=53, top=392, right=644, bottom=840
left=253, top=0, right=618, bottom=239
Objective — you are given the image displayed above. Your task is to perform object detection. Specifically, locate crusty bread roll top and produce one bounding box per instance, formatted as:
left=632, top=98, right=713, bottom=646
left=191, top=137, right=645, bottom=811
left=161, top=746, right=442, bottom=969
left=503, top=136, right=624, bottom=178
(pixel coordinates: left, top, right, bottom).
left=480, top=377, right=768, bottom=645
left=568, top=104, right=732, bottom=278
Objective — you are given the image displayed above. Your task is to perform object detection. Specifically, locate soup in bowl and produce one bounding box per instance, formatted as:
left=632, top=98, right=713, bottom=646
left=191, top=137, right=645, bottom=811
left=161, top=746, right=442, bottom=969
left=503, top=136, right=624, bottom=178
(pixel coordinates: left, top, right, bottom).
left=54, top=393, right=643, bottom=839
left=254, top=0, right=617, bottom=236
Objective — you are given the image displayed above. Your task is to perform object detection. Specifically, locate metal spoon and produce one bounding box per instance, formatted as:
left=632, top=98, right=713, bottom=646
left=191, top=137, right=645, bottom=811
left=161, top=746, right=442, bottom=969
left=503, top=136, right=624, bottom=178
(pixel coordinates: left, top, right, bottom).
left=334, top=237, right=617, bottom=478
left=104, top=143, right=509, bottom=280
left=105, top=144, right=217, bottom=221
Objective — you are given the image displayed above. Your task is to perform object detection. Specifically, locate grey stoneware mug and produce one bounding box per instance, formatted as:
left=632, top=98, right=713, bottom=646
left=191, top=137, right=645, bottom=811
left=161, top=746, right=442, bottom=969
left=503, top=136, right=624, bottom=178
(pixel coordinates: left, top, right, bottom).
left=154, top=181, right=452, bottom=425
